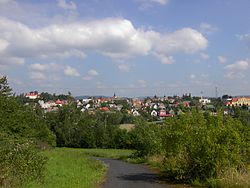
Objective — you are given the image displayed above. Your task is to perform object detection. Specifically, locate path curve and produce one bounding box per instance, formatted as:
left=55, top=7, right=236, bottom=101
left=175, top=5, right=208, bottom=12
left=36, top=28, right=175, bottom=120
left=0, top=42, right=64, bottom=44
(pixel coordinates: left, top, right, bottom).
left=95, top=157, right=170, bottom=188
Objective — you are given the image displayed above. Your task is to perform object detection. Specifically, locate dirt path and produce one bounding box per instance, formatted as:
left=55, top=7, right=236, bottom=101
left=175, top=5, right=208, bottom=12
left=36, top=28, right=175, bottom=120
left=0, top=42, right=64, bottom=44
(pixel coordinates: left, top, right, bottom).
left=95, top=157, right=172, bottom=188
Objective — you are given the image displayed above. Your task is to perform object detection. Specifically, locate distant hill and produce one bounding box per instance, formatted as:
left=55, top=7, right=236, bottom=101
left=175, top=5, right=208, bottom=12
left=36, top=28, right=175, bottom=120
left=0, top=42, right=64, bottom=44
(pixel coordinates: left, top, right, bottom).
left=74, top=95, right=111, bottom=100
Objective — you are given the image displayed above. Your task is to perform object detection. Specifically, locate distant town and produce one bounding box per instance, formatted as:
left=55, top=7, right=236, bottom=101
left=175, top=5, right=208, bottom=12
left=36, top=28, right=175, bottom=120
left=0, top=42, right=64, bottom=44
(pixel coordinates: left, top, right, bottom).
left=23, top=91, right=250, bottom=119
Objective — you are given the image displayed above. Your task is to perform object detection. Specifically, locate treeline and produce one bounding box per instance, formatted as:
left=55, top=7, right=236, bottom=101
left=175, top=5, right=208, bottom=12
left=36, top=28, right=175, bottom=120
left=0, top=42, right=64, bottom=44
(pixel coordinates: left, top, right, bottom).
left=45, top=104, right=134, bottom=149
left=15, top=91, right=74, bottom=104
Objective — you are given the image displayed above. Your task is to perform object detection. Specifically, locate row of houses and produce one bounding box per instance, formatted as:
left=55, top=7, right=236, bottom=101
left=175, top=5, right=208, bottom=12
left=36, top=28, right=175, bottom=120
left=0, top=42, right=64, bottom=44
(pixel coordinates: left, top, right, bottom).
left=38, top=99, right=68, bottom=113
left=225, top=97, right=250, bottom=107
left=26, top=91, right=250, bottom=116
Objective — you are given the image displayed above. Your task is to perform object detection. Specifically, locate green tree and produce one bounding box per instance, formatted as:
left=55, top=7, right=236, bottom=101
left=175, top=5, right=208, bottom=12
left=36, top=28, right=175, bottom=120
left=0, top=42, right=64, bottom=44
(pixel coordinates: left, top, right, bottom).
left=0, top=76, right=12, bottom=97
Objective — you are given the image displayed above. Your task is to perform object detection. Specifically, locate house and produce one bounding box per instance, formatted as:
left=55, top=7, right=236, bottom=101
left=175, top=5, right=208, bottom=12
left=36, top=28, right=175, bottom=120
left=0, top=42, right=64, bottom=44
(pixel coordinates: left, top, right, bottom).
left=55, top=99, right=63, bottom=106
left=151, top=110, right=158, bottom=116
left=131, top=109, right=140, bottom=116
left=132, top=99, right=143, bottom=109
left=199, top=98, right=211, bottom=105
left=151, top=103, right=158, bottom=109
left=159, top=110, right=167, bottom=117
left=159, top=109, right=175, bottom=117
left=25, top=91, right=40, bottom=99
left=158, top=103, right=166, bottom=109
left=183, top=101, right=190, bottom=107
left=226, top=97, right=250, bottom=107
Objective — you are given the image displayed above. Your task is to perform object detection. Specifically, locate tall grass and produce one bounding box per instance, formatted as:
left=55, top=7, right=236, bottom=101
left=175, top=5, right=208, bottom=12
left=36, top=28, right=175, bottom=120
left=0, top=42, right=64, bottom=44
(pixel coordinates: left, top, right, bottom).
left=215, top=168, right=250, bottom=188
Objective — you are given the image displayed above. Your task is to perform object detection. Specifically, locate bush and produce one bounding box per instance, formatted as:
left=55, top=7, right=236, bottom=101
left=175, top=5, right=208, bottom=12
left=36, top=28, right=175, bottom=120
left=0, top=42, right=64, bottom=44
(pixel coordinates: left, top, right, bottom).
left=131, top=118, right=163, bottom=157
left=162, top=112, right=247, bottom=182
left=132, top=111, right=250, bottom=184
left=0, top=138, right=47, bottom=187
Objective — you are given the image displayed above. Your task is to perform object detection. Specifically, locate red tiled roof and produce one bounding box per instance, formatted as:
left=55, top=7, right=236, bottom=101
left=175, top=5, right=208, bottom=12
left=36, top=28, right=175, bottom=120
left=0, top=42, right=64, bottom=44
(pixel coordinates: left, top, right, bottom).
left=100, top=107, right=109, bottom=111
left=232, top=98, right=238, bottom=102
left=55, top=99, right=63, bottom=104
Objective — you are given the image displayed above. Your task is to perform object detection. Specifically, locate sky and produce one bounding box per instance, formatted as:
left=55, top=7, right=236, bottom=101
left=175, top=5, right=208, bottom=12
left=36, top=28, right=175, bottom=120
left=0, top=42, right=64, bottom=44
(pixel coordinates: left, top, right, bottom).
left=0, top=0, right=250, bottom=97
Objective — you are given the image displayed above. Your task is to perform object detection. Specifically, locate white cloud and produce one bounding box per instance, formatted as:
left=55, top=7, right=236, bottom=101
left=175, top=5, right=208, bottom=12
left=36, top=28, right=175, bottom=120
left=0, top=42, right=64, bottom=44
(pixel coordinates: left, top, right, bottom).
left=199, top=23, right=217, bottom=34
left=137, top=0, right=169, bottom=9
left=200, top=53, right=209, bottom=60
left=154, top=54, right=175, bottom=64
left=238, top=34, right=250, bottom=41
left=83, top=69, right=99, bottom=80
left=224, top=60, right=249, bottom=71
left=154, top=28, right=208, bottom=64
left=190, top=74, right=196, bottom=79
left=0, top=38, right=9, bottom=52
left=0, top=57, right=25, bottom=68
left=64, top=66, right=80, bottom=77
left=155, top=28, right=207, bottom=54
left=218, top=56, right=227, bottom=64
left=30, top=63, right=47, bottom=71
left=30, top=63, right=61, bottom=72
left=87, top=69, right=98, bottom=76
left=29, top=62, right=63, bottom=82
left=224, top=59, right=250, bottom=79
left=239, top=34, right=250, bottom=49
left=30, top=71, right=46, bottom=80
left=143, top=0, right=169, bottom=5
left=224, top=72, right=245, bottom=79
left=0, top=17, right=207, bottom=68
left=118, top=64, right=130, bottom=72
left=57, top=0, right=76, bottom=10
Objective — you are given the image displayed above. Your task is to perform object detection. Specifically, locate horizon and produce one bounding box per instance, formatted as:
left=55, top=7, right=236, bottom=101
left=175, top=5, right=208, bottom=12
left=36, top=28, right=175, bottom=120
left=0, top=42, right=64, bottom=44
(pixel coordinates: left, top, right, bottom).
left=23, top=89, right=250, bottom=99
left=1, top=0, right=250, bottom=97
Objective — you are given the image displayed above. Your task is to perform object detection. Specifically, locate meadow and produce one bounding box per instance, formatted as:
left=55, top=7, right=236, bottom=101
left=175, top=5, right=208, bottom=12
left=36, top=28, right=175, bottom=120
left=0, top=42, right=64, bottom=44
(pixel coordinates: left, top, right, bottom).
left=25, top=148, right=133, bottom=188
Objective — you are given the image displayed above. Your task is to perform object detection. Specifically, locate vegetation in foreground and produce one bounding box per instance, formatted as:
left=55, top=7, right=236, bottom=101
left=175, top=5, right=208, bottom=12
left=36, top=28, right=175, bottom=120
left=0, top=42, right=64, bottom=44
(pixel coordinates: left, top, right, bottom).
left=131, top=111, right=250, bottom=187
left=26, top=148, right=108, bottom=188
left=0, top=76, right=55, bottom=187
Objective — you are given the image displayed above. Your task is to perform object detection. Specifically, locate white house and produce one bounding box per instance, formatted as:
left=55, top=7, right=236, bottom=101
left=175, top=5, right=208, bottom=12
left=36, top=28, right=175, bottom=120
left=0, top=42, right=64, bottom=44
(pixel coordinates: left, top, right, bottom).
left=25, top=91, right=40, bottom=99
left=131, top=109, right=140, bottom=116
left=151, top=110, right=158, bottom=116
left=199, top=98, right=211, bottom=105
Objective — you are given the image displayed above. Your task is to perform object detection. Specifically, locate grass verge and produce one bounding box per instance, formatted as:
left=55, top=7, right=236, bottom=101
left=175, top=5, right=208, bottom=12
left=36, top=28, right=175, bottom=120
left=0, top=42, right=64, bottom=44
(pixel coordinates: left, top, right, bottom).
left=25, top=148, right=107, bottom=188
left=81, top=148, right=134, bottom=159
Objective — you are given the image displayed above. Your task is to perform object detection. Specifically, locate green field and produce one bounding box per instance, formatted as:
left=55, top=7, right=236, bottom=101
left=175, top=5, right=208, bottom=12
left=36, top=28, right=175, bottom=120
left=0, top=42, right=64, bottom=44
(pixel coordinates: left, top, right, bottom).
left=25, top=148, right=133, bottom=188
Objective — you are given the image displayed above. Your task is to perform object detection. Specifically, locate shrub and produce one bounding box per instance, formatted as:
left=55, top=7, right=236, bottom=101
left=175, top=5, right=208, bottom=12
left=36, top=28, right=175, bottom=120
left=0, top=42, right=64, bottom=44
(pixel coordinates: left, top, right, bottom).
left=0, top=138, right=47, bottom=187
left=132, top=111, right=250, bottom=184
left=161, top=112, right=247, bottom=182
left=131, top=119, right=163, bottom=157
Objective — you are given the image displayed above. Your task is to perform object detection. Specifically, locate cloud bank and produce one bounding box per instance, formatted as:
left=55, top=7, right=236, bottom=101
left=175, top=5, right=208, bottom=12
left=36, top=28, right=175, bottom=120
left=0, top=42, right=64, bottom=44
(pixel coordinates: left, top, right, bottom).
left=0, top=17, right=207, bottom=68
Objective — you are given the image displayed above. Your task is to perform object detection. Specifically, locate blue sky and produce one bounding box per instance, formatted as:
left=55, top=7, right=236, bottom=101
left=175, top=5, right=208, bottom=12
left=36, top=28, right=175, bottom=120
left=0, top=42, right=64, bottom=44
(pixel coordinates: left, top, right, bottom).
left=0, top=0, right=250, bottom=97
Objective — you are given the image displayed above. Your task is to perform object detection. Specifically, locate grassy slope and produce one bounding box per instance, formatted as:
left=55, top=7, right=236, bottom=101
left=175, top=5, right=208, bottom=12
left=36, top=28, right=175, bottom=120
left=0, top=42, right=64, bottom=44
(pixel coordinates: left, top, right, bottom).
left=25, top=148, right=133, bottom=188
